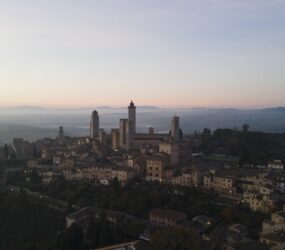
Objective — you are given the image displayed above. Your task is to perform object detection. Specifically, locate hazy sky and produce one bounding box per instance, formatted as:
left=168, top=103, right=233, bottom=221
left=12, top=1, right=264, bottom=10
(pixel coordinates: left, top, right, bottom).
left=0, top=0, right=285, bottom=108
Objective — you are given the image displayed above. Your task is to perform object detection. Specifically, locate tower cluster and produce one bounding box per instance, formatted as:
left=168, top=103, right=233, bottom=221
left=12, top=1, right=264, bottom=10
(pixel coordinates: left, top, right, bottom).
left=90, top=101, right=180, bottom=150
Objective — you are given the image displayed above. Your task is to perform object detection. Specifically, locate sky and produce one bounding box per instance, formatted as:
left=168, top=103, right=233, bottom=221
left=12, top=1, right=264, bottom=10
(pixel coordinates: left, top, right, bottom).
left=0, top=0, right=285, bottom=108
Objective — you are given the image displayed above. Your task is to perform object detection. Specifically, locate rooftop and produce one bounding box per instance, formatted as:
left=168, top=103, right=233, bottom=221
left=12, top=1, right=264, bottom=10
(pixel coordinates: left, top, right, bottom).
left=261, top=233, right=285, bottom=243
left=149, top=208, right=186, bottom=221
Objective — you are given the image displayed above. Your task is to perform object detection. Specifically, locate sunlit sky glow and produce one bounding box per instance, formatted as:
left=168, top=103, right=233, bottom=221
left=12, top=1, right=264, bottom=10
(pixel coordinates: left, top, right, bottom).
left=0, top=0, right=285, bottom=108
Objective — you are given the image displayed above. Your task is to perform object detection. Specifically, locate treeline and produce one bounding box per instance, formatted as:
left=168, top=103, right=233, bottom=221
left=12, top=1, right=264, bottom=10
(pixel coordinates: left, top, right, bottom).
left=0, top=193, right=65, bottom=250
left=39, top=179, right=219, bottom=220
left=197, top=128, right=285, bottom=165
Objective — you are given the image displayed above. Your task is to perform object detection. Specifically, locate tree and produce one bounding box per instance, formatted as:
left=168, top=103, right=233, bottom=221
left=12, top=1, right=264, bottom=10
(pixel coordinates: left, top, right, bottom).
left=242, top=124, right=250, bottom=132
left=30, top=168, right=41, bottom=184
left=199, top=128, right=212, bottom=154
left=4, top=144, right=9, bottom=160
left=112, top=177, right=121, bottom=193
left=221, top=206, right=237, bottom=224
left=202, top=128, right=211, bottom=137
left=61, top=224, right=85, bottom=250
left=19, top=185, right=28, bottom=202
left=86, top=216, right=100, bottom=248
left=179, top=129, right=184, bottom=139
left=115, top=218, right=145, bottom=239
left=98, top=221, right=114, bottom=247
left=150, top=227, right=202, bottom=250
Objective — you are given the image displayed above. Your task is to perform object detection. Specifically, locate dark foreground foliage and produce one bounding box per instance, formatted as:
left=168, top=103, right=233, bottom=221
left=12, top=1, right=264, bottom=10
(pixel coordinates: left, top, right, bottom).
left=0, top=193, right=65, bottom=250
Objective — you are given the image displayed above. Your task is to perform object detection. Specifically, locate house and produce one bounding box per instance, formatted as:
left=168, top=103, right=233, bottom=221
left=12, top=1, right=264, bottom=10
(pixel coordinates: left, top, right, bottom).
left=243, top=190, right=276, bottom=213
left=179, top=215, right=213, bottom=235
left=227, top=240, right=269, bottom=250
left=146, top=155, right=169, bottom=183
left=172, top=169, right=201, bottom=187
left=159, top=143, right=179, bottom=165
left=268, top=160, right=284, bottom=170
left=149, top=208, right=187, bottom=227
left=262, top=208, right=285, bottom=234
left=260, top=233, right=285, bottom=247
left=204, top=172, right=236, bottom=194
left=66, top=207, right=97, bottom=228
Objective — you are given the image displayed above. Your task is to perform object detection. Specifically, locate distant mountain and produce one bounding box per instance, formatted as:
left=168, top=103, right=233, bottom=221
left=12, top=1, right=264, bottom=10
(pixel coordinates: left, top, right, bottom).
left=0, top=124, right=56, bottom=143
left=1, top=105, right=285, bottom=114
left=96, top=106, right=114, bottom=109
left=13, top=106, right=45, bottom=110
left=96, top=105, right=163, bottom=113
left=260, top=107, right=285, bottom=112
left=1, top=106, right=285, bottom=143
left=0, top=105, right=163, bottom=114
left=0, top=123, right=88, bottom=143
left=0, top=106, right=46, bottom=112
left=137, top=106, right=163, bottom=110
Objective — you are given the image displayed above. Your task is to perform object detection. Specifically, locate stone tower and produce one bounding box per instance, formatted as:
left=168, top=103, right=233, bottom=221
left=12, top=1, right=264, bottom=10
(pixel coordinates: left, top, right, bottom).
left=90, top=110, right=99, bottom=139
left=58, top=126, right=65, bottom=144
left=128, top=101, right=136, bottom=148
left=171, top=116, right=180, bottom=140
left=120, top=119, right=128, bottom=148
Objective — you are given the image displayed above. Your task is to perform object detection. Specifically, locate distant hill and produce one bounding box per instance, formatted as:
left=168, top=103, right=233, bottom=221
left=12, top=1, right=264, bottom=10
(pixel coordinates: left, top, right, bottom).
left=0, top=106, right=46, bottom=113
left=0, top=123, right=88, bottom=143
left=260, top=107, right=285, bottom=112
left=0, top=124, right=56, bottom=143
left=0, top=105, right=163, bottom=114
left=0, top=107, right=285, bottom=143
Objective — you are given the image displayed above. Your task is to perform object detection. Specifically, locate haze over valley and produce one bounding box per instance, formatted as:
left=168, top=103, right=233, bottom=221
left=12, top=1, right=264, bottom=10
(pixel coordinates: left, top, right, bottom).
left=1, top=106, right=285, bottom=144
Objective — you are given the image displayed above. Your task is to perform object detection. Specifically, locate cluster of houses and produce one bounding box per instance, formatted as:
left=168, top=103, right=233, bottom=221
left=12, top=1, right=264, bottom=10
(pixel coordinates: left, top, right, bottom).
left=5, top=124, right=285, bottom=249
left=65, top=204, right=285, bottom=249
left=11, top=128, right=284, bottom=217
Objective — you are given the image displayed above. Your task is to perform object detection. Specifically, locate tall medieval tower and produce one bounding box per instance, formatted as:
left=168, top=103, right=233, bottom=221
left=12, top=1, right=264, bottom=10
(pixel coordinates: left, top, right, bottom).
left=90, top=110, right=99, bottom=139
left=127, top=100, right=136, bottom=149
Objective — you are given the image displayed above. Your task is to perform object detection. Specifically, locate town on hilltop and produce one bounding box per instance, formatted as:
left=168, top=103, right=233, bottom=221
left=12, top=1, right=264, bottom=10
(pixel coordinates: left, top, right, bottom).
left=1, top=101, right=285, bottom=250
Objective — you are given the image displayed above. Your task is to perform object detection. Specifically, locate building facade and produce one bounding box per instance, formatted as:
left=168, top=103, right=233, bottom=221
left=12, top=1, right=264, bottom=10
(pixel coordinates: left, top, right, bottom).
left=204, top=173, right=236, bottom=194
left=159, top=143, right=179, bottom=165
left=111, top=129, right=120, bottom=150
left=146, top=156, right=169, bottom=183
left=149, top=208, right=187, bottom=227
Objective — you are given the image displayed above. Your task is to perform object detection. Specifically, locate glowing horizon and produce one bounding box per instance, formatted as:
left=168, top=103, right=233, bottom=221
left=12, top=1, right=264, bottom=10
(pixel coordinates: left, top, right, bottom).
left=1, top=0, right=285, bottom=109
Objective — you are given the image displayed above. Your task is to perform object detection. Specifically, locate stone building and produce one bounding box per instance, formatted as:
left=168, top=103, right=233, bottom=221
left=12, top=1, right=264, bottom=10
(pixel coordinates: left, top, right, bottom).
left=145, top=155, right=169, bottom=183
left=111, top=129, right=120, bottom=150
left=268, top=160, right=284, bottom=170
left=159, top=142, right=179, bottom=165
left=172, top=169, right=201, bottom=187
left=203, top=172, right=236, bottom=194
left=149, top=208, right=187, bottom=227
left=119, top=119, right=128, bottom=149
